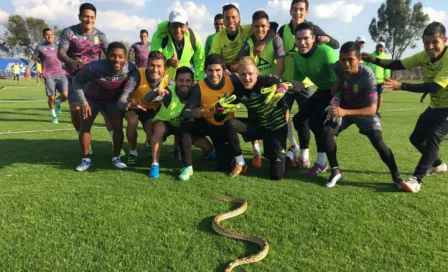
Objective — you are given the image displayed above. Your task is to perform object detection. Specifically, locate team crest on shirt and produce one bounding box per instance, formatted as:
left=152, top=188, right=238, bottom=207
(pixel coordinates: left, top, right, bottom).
left=93, top=36, right=99, bottom=45
left=353, top=84, right=359, bottom=94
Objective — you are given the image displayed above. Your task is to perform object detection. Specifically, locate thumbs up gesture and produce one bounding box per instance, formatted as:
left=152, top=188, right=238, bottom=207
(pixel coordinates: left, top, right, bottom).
left=168, top=51, right=179, bottom=69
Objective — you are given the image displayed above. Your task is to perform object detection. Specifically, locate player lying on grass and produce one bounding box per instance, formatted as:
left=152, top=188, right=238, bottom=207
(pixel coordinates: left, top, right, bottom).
left=144, top=66, right=214, bottom=181
left=362, top=21, right=448, bottom=193
left=28, top=28, right=69, bottom=124
left=219, top=57, right=307, bottom=180
left=323, top=41, right=404, bottom=188
left=73, top=42, right=136, bottom=172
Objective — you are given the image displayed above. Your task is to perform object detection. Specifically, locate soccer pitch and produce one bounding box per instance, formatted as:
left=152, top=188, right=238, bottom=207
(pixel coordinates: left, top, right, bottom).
left=0, top=79, right=447, bottom=271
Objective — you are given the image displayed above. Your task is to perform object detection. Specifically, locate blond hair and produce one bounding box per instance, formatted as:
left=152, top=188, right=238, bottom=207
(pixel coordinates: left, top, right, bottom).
left=238, top=57, right=257, bottom=71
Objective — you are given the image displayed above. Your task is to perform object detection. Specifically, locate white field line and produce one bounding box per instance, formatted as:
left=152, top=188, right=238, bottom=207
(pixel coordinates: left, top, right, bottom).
left=0, top=100, right=47, bottom=103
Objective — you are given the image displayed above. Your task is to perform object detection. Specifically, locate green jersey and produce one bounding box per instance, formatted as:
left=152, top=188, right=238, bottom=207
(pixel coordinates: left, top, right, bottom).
left=293, top=44, right=338, bottom=90
left=204, top=33, right=216, bottom=57
left=365, top=51, right=390, bottom=84
left=153, top=85, right=186, bottom=127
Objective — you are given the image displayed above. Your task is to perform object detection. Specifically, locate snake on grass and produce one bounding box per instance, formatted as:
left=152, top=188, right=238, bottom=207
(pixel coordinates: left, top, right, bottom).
left=209, top=195, right=269, bottom=272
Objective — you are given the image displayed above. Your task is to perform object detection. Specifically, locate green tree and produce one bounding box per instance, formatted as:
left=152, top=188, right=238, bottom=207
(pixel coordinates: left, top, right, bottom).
left=5, top=15, right=48, bottom=57
left=368, top=0, right=430, bottom=59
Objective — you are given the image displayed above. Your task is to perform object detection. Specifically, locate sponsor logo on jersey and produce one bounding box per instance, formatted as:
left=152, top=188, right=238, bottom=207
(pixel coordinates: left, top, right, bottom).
left=93, top=36, right=99, bottom=45
left=353, top=84, right=359, bottom=94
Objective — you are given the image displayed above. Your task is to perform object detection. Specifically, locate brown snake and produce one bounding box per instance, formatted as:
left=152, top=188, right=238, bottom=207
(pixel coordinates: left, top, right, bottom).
left=209, top=195, right=269, bottom=272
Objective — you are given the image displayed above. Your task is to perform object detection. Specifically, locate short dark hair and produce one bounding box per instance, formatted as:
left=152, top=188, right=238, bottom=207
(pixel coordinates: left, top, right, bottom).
left=107, top=42, right=127, bottom=55
left=175, top=66, right=194, bottom=80
left=148, top=51, right=166, bottom=64
left=423, top=22, right=446, bottom=38
left=140, top=29, right=148, bottom=36
left=295, top=22, right=315, bottom=36
left=79, top=3, right=96, bottom=15
left=223, top=4, right=240, bottom=15
left=205, top=54, right=225, bottom=69
left=214, top=14, right=224, bottom=21
left=340, top=41, right=361, bottom=57
left=252, top=10, right=269, bottom=22
left=290, top=0, right=309, bottom=11
left=42, top=28, right=52, bottom=36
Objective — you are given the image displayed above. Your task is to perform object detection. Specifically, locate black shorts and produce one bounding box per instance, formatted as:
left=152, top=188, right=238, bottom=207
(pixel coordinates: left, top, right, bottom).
left=132, top=109, right=157, bottom=125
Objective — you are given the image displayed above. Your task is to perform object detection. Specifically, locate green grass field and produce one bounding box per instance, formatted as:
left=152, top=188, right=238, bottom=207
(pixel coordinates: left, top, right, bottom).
left=0, top=78, right=447, bottom=271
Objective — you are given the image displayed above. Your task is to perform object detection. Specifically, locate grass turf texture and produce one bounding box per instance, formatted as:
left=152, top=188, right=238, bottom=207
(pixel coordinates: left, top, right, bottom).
left=0, top=79, right=447, bottom=271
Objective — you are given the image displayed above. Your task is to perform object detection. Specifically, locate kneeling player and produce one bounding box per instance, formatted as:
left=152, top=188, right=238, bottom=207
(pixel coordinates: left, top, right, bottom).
left=323, top=42, right=403, bottom=187
left=73, top=42, right=136, bottom=171
left=221, top=57, right=306, bottom=180
left=145, top=67, right=210, bottom=180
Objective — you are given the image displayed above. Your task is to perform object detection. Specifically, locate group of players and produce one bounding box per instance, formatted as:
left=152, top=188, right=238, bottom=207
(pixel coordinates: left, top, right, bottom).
left=27, top=0, right=448, bottom=193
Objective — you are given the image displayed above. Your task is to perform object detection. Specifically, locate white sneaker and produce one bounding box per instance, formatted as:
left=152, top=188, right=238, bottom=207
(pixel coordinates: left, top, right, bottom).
left=325, top=171, right=342, bottom=188
left=426, top=162, right=447, bottom=176
left=76, top=158, right=92, bottom=172
left=113, top=157, right=127, bottom=169
left=401, top=177, right=421, bottom=193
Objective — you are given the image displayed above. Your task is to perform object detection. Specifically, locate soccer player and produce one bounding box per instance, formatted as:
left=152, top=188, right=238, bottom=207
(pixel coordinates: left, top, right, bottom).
left=210, top=4, right=252, bottom=73
left=119, top=51, right=170, bottom=166
left=323, top=42, right=403, bottom=188
left=28, top=28, right=69, bottom=124
left=146, top=67, right=199, bottom=181
left=58, top=3, right=120, bottom=154
left=150, top=8, right=205, bottom=82
left=292, top=22, right=339, bottom=176
left=182, top=54, right=238, bottom=172
left=365, top=42, right=390, bottom=118
left=220, top=57, right=306, bottom=180
left=277, top=0, right=340, bottom=165
left=73, top=42, right=136, bottom=172
left=12, top=61, right=20, bottom=84
left=129, top=29, right=151, bottom=68
left=237, top=10, right=285, bottom=78
left=205, top=14, right=225, bottom=57
left=35, top=60, right=45, bottom=86
left=362, top=22, right=448, bottom=193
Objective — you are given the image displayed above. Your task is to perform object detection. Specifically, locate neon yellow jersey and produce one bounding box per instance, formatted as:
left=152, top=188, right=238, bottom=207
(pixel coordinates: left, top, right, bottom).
left=13, top=64, right=20, bottom=74
left=402, top=48, right=448, bottom=108
left=153, top=85, right=185, bottom=127
left=36, top=63, right=42, bottom=73
left=211, top=24, right=252, bottom=67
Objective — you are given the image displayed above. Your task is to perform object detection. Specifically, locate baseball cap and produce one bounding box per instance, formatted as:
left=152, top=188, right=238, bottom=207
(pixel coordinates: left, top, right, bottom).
left=356, top=36, right=366, bottom=43
left=377, top=42, right=385, bottom=47
left=169, top=8, right=188, bottom=24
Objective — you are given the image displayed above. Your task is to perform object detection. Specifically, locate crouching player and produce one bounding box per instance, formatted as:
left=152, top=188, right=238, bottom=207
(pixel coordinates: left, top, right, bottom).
left=145, top=67, right=213, bottom=180
left=73, top=42, right=136, bottom=171
left=323, top=42, right=403, bottom=188
left=221, top=57, right=306, bottom=180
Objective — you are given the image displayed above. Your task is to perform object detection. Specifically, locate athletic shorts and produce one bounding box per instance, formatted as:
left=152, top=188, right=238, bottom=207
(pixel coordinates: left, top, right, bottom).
left=36, top=72, right=42, bottom=78
left=45, top=74, right=69, bottom=96
left=339, top=115, right=382, bottom=135
left=286, top=86, right=314, bottom=110
left=129, top=109, right=157, bottom=125
left=85, top=96, right=122, bottom=117
left=67, top=77, right=77, bottom=104
left=376, top=84, right=384, bottom=95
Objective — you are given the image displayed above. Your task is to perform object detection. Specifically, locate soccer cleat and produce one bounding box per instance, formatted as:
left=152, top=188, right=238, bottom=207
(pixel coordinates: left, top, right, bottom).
left=252, top=155, right=262, bottom=168
left=126, top=154, right=137, bottom=167
left=201, top=152, right=217, bottom=161
left=426, top=162, right=447, bottom=176
left=287, top=157, right=299, bottom=168
left=401, top=177, right=421, bottom=193
left=178, top=167, right=193, bottom=181
left=52, top=117, right=59, bottom=124
left=149, top=164, right=160, bottom=178
left=55, top=101, right=62, bottom=115
left=76, top=158, right=92, bottom=172
left=325, top=171, right=343, bottom=188
left=394, top=177, right=404, bottom=190
left=297, top=158, right=311, bottom=168
left=172, top=148, right=182, bottom=162
left=112, top=157, right=127, bottom=169
left=230, top=163, right=248, bottom=178
left=307, top=163, right=328, bottom=177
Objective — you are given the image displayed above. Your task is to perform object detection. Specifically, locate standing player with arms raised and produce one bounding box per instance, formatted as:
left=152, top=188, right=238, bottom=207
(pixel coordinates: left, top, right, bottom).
left=362, top=22, right=448, bottom=193
left=28, top=28, right=69, bottom=124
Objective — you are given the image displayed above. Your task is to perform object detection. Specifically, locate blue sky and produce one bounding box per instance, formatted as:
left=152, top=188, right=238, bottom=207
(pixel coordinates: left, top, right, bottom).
left=0, top=0, right=447, bottom=57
